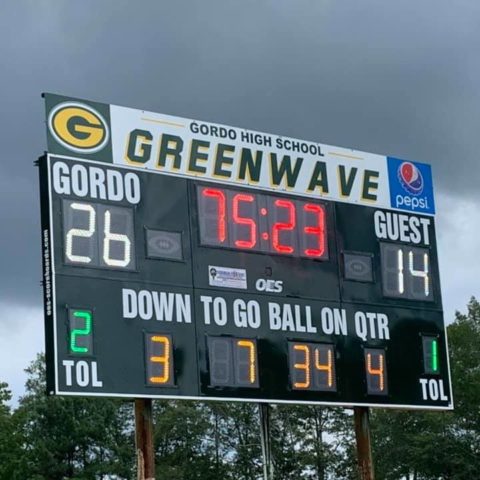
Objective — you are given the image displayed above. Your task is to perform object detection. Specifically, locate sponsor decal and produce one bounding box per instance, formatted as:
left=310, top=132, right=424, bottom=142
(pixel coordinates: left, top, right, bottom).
left=387, top=157, right=435, bottom=214
left=48, top=102, right=109, bottom=154
left=208, top=265, right=247, bottom=289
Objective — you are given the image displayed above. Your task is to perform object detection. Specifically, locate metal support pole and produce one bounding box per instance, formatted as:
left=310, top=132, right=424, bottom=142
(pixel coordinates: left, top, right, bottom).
left=354, top=407, right=375, bottom=480
left=135, top=399, right=155, bottom=480
left=259, top=403, right=274, bottom=480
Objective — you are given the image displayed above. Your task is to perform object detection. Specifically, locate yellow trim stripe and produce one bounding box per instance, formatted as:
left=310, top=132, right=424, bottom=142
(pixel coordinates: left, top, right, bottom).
left=141, top=117, right=185, bottom=128
left=329, top=152, right=363, bottom=160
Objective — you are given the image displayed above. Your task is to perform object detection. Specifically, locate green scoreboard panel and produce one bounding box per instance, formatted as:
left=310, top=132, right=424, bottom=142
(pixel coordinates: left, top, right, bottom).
left=39, top=154, right=452, bottom=409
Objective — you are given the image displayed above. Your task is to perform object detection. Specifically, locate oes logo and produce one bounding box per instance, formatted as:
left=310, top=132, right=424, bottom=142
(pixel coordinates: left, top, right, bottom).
left=255, top=278, right=283, bottom=293
left=48, top=102, right=109, bottom=154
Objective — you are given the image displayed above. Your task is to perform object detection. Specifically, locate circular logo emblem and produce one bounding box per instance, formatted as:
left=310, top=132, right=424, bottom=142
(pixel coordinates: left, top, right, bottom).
left=397, top=162, right=424, bottom=195
left=48, top=102, right=109, bottom=154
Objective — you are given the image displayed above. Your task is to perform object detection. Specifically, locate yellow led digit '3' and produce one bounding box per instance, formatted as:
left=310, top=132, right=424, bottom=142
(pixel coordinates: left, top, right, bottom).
left=293, top=344, right=311, bottom=389
left=150, top=335, right=171, bottom=384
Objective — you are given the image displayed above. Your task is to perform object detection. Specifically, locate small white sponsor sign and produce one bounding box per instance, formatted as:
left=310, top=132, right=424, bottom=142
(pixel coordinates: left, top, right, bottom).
left=208, top=265, right=247, bottom=289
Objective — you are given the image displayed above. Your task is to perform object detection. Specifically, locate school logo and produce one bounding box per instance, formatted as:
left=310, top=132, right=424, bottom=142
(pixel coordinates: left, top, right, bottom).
left=398, top=162, right=424, bottom=195
left=48, top=102, right=109, bottom=154
left=387, top=157, right=435, bottom=214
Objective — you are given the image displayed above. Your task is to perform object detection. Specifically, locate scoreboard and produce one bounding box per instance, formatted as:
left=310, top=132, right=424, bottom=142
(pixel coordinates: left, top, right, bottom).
left=39, top=94, right=453, bottom=409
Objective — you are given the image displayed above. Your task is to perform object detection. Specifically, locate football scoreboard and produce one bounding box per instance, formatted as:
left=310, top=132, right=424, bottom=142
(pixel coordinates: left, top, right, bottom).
left=39, top=94, right=453, bottom=409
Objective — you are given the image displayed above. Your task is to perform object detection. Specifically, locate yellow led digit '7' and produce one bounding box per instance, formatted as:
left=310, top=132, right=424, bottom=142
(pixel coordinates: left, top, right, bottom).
left=237, top=340, right=256, bottom=384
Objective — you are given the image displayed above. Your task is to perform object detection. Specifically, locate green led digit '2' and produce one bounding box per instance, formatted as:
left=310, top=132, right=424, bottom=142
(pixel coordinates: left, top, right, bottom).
left=71, top=310, right=92, bottom=354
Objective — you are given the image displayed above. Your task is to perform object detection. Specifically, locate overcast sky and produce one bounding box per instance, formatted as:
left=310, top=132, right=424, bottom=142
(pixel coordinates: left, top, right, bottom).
left=1, top=0, right=479, bottom=402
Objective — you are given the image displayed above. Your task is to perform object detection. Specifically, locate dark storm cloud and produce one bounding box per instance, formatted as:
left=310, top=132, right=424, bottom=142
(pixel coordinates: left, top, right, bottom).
left=0, top=0, right=479, bottom=305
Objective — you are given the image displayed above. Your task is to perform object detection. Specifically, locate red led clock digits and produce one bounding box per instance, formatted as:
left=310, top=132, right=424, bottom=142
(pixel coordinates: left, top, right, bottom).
left=272, top=200, right=295, bottom=253
left=202, top=188, right=227, bottom=243
left=303, top=204, right=326, bottom=257
left=232, top=194, right=257, bottom=249
left=198, top=185, right=329, bottom=260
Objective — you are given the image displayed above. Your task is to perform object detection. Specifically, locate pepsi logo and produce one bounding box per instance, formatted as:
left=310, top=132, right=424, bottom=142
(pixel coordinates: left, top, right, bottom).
left=397, top=162, right=424, bottom=195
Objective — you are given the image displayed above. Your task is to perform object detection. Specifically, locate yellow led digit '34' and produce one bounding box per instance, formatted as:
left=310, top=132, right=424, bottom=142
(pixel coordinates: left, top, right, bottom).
left=288, top=342, right=336, bottom=392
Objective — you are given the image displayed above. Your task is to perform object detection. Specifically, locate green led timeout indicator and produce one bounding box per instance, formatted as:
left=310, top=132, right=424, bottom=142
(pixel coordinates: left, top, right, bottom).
left=422, top=335, right=440, bottom=374
left=68, top=309, right=93, bottom=355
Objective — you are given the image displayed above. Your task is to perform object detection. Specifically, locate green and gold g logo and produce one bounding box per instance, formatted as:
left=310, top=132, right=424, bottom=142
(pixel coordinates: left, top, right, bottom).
left=48, top=102, right=109, bottom=153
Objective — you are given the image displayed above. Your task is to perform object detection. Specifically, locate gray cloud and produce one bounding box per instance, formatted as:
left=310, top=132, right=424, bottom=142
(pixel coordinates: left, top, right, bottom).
left=0, top=0, right=478, bottom=307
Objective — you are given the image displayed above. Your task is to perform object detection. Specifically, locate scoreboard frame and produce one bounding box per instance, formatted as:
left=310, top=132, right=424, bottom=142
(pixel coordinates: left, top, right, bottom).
left=39, top=152, right=453, bottom=410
